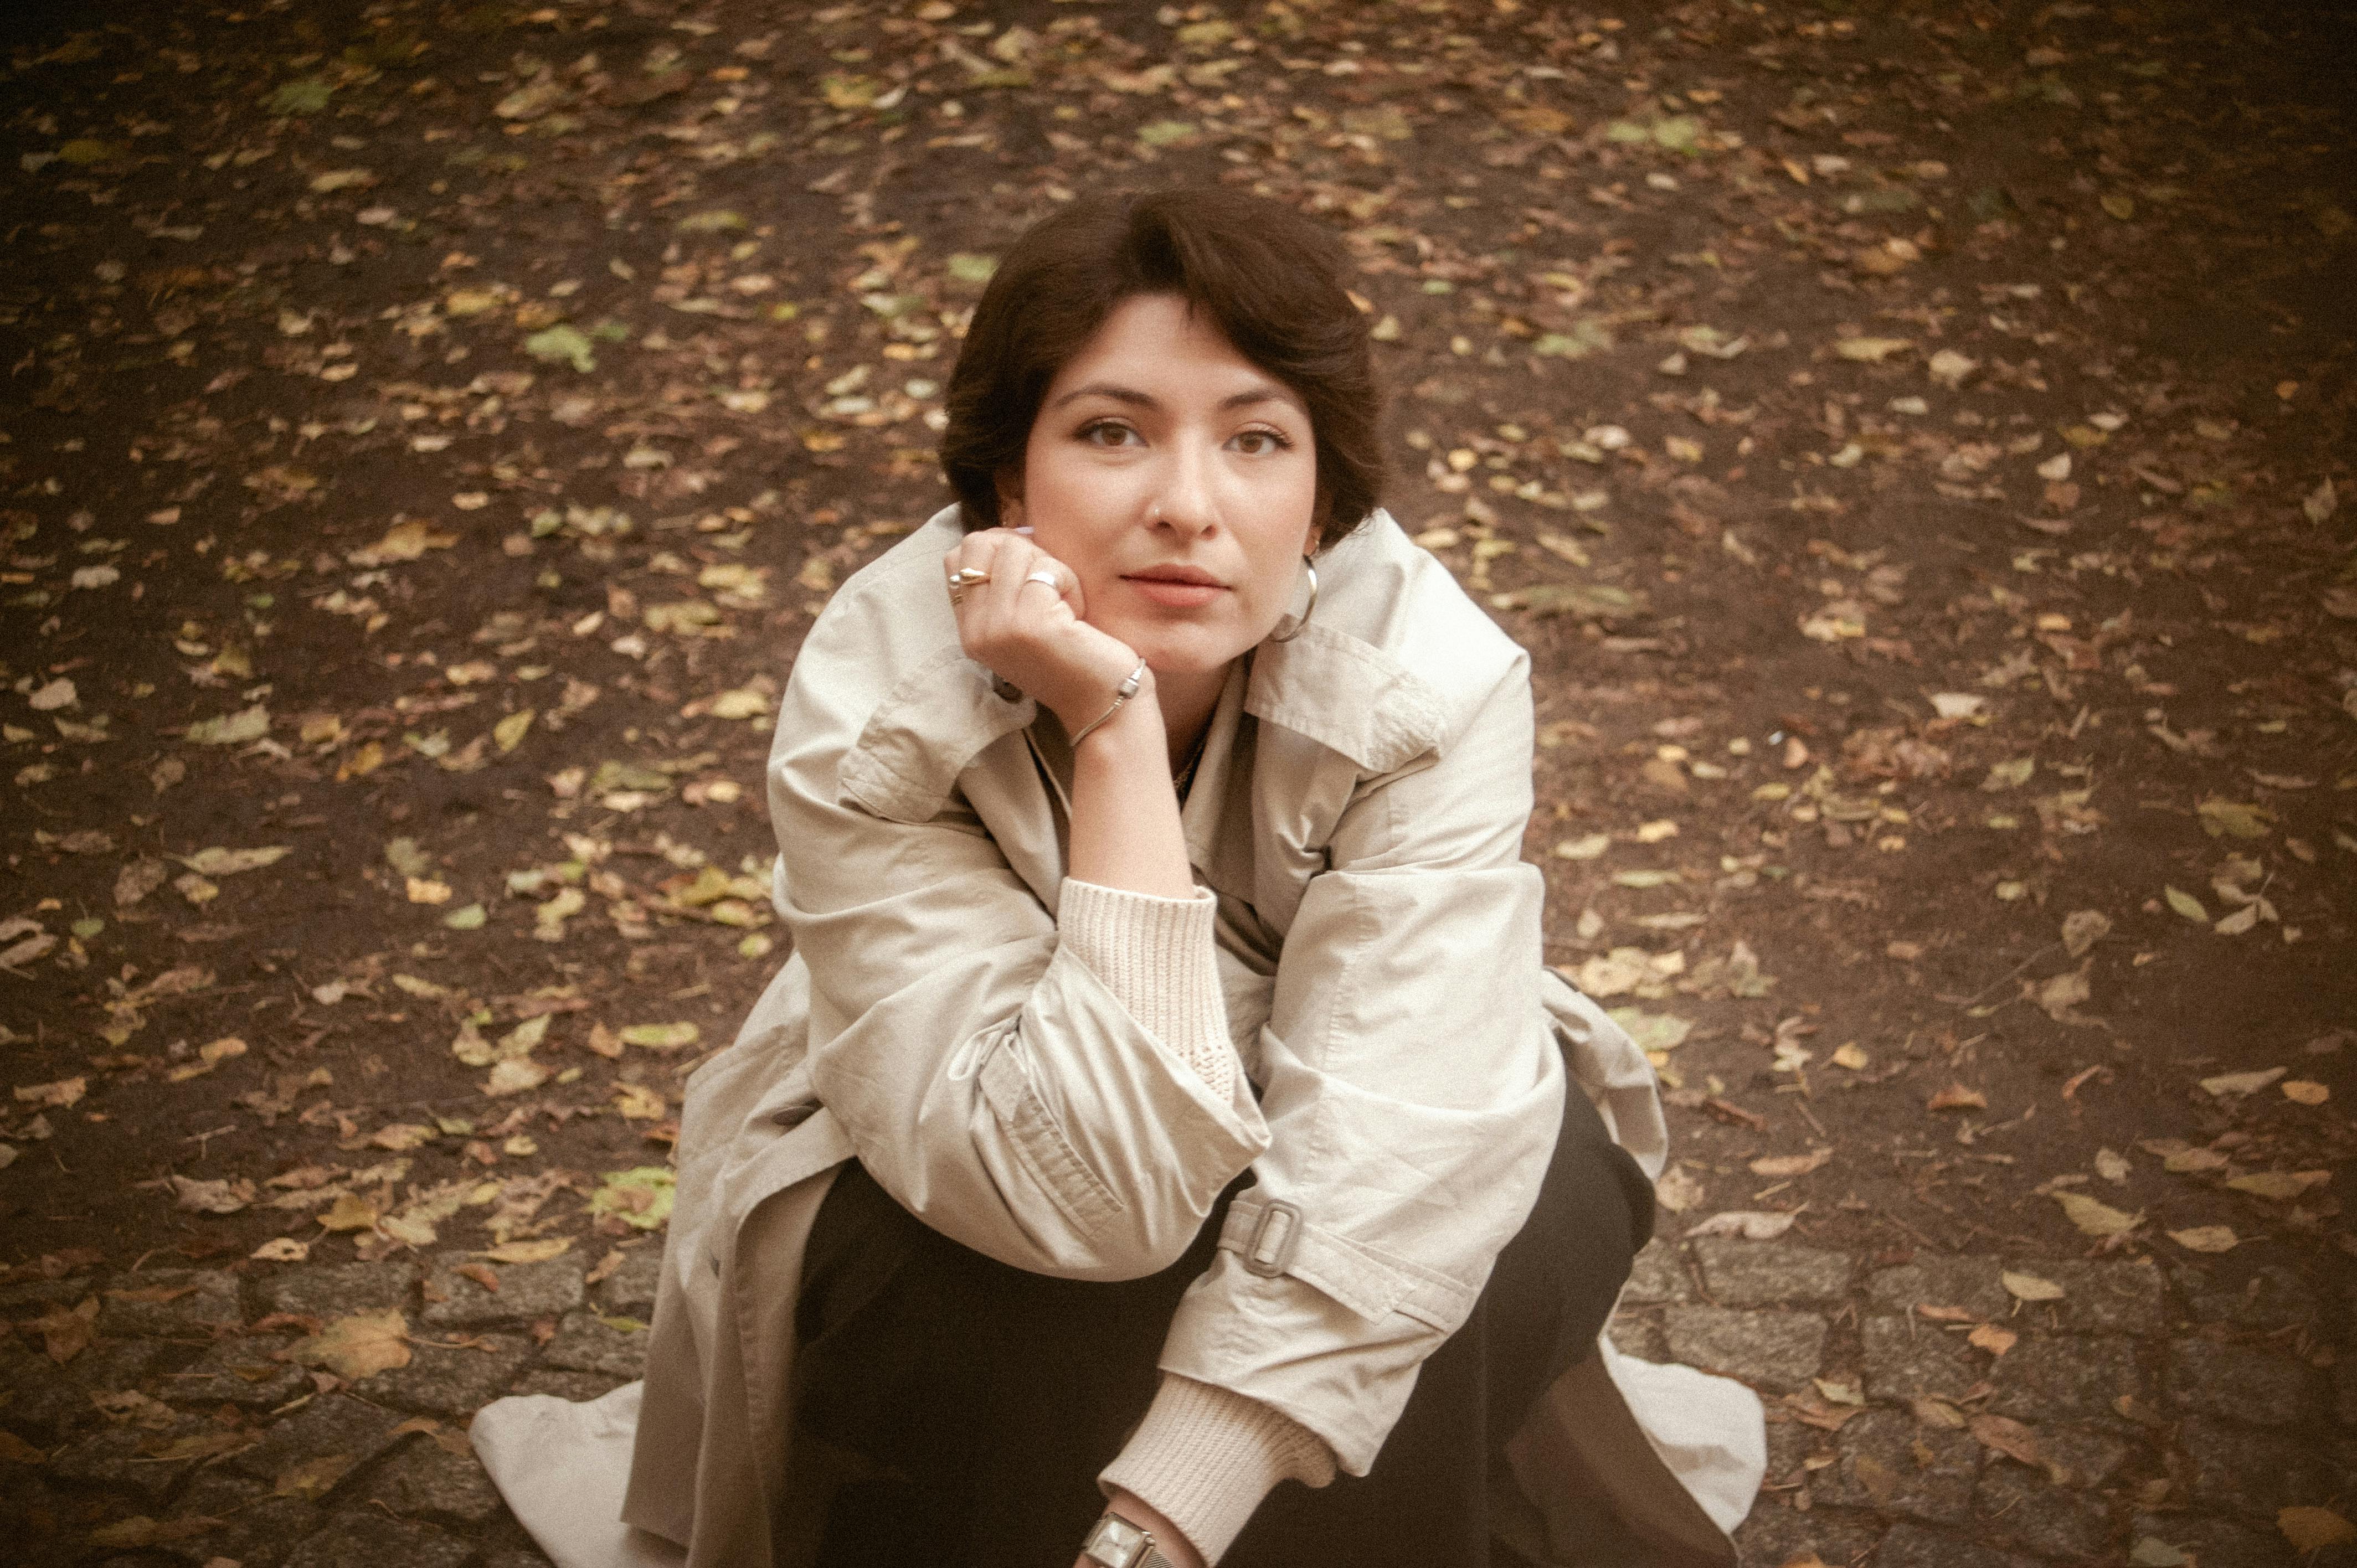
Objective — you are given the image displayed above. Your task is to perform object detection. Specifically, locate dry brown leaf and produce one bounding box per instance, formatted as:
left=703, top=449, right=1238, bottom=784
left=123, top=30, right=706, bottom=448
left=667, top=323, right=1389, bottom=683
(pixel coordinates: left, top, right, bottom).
left=1968, top=1322, right=2019, bottom=1357
left=2279, top=1507, right=2357, bottom=1550
left=29, top=1297, right=97, bottom=1363
left=273, top=1452, right=354, bottom=1499
left=2225, top=1170, right=2330, bottom=1202
left=1909, top=1395, right=1968, bottom=1430
left=2166, top=1226, right=2238, bottom=1253
left=1748, top=1148, right=1834, bottom=1179
left=317, top=1192, right=378, bottom=1232
left=2001, top=1270, right=2066, bottom=1302
left=2281, top=1080, right=2329, bottom=1105
left=1927, top=1082, right=1987, bottom=1113
left=478, top=1237, right=571, bottom=1265
left=2054, top=1190, right=2140, bottom=1237
left=1969, top=1412, right=2044, bottom=1469
left=2199, top=1066, right=2286, bottom=1097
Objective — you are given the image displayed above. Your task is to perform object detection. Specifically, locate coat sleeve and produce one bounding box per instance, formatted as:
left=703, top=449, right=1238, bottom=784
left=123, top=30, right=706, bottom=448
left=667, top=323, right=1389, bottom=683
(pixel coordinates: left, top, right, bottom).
left=771, top=636, right=1269, bottom=1284
left=1155, top=650, right=1567, bottom=1475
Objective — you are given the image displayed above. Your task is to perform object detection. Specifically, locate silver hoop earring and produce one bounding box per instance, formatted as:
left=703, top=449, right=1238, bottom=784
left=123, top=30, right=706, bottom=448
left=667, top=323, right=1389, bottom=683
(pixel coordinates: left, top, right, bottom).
left=1268, top=559, right=1318, bottom=643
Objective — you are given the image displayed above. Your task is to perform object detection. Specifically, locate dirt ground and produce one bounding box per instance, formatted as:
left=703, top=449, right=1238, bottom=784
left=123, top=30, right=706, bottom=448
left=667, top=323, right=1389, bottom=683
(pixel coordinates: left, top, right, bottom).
left=2, top=0, right=2353, bottom=1564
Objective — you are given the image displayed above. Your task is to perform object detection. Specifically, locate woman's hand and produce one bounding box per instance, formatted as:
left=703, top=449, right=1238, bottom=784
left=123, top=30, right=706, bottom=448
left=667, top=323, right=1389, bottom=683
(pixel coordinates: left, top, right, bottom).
left=946, top=528, right=1148, bottom=739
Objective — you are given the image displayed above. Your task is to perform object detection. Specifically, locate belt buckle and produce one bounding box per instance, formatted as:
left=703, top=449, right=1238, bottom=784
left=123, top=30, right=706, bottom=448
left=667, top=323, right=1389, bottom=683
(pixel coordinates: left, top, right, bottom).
left=1242, top=1198, right=1303, bottom=1278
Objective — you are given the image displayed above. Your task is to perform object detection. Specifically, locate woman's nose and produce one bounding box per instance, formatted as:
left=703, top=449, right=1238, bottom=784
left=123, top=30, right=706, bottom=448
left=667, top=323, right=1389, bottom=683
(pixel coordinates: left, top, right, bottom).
left=1149, top=443, right=1218, bottom=536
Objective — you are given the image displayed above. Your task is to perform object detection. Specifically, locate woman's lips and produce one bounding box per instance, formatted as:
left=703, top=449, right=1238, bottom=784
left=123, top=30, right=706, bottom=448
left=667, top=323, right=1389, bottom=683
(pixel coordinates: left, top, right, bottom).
left=1123, top=571, right=1227, bottom=609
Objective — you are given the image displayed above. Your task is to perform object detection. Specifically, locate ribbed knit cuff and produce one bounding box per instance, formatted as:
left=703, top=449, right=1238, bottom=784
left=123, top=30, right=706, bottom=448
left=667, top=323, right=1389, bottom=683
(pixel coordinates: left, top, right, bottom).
left=1100, top=1374, right=1339, bottom=1564
left=1058, top=879, right=1237, bottom=1101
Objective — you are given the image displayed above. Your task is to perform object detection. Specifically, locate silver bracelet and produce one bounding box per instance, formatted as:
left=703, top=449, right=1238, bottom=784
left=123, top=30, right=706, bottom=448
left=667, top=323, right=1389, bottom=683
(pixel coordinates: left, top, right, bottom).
left=1069, top=657, right=1147, bottom=747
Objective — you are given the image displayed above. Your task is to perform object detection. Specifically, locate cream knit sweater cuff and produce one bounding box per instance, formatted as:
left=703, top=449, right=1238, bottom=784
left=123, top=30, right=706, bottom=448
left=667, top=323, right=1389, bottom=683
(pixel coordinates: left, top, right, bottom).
left=1057, top=878, right=1237, bottom=1101
left=1100, top=1374, right=1338, bottom=1564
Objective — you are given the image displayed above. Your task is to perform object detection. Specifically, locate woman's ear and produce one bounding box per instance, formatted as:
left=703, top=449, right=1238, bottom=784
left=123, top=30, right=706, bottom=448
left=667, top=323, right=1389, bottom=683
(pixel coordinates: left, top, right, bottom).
left=993, top=466, right=1023, bottom=524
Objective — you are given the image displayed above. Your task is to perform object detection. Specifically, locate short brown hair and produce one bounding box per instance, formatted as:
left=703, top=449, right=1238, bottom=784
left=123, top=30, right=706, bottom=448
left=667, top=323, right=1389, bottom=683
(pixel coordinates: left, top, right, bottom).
left=939, top=188, right=1385, bottom=547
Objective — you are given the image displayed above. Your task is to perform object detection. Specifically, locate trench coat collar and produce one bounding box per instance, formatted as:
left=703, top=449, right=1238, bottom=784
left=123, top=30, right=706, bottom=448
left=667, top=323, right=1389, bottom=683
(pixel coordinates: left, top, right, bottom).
left=838, top=507, right=1449, bottom=828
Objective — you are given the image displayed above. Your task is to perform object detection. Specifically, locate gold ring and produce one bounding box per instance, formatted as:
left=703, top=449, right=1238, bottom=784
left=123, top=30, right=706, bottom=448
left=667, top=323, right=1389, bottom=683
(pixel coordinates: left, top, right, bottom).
left=948, top=566, right=991, bottom=587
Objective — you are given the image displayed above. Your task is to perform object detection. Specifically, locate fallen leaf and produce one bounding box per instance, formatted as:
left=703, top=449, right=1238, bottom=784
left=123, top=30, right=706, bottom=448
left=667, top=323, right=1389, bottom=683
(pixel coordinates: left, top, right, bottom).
left=29, top=1297, right=98, bottom=1363
left=2164, top=886, right=2210, bottom=922
left=2165, top=1226, right=2238, bottom=1253
left=169, top=1174, right=254, bottom=1214
left=614, top=1082, right=667, bottom=1121
left=619, top=1022, right=701, bottom=1051
left=1654, top=1164, right=1706, bottom=1214
left=251, top=1237, right=310, bottom=1262
left=14, top=1077, right=87, bottom=1108
left=2060, top=909, right=2111, bottom=957
left=2196, top=798, right=2273, bottom=839
left=478, top=1237, right=571, bottom=1265
left=483, top=1057, right=552, bottom=1096
left=590, top=1167, right=677, bottom=1231
left=2054, top=1190, right=2140, bottom=1237
left=1835, top=336, right=1912, bottom=363
left=1910, top=1396, right=1969, bottom=1430
left=273, top=1452, right=354, bottom=1499
left=178, top=845, right=292, bottom=876
left=1830, top=1041, right=1871, bottom=1070
left=2094, top=1147, right=2130, bottom=1183
left=317, top=1192, right=378, bottom=1232
left=1969, top=1412, right=2044, bottom=1469
left=285, top=1308, right=410, bottom=1380
left=2200, top=1066, right=2286, bottom=1097
left=1927, top=1082, right=1987, bottom=1113
left=186, top=704, right=271, bottom=745
left=1749, top=1148, right=1834, bottom=1179
left=2225, top=1170, right=2330, bottom=1202
left=2281, top=1080, right=2329, bottom=1105
left=2031, top=964, right=2096, bottom=1025
left=2279, top=1507, right=2357, bottom=1551
left=1968, top=1322, right=2018, bottom=1356
left=1684, top=1210, right=1798, bottom=1241
left=2002, top=1270, right=2066, bottom=1302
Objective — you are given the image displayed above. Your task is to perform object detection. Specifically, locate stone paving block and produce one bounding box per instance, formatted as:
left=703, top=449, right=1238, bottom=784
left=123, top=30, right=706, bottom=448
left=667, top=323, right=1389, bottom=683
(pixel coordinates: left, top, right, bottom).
left=1872, top=1521, right=2040, bottom=1568
left=507, top=1368, right=628, bottom=1403
left=1862, top=1315, right=1979, bottom=1403
left=2185, top=1263, right=2317, bottom=1333
left=170, top=1471, right=320, bottom=1567
left=423, top=1254, right=586, bottom=1329
left=1867, top=1255, right=2009, bottom=1320
left=1606, top=1309, right=1668, bottom=1363
left=591, top=1245, right=664, bottom=1314
left=1812, top=1408, right=1980, bottom=1526
left=159, top=1333, right=311, bottom=1410
left=1974, top=1463, right=2112, bottom=1559
left=1986, top=1334, right=2141, bottom=1422
left=0, top=1338, right=91, bottom=1434
left=284, top=1510, right=475, bottom=1568
left=363, top=1436, right=506, bottom=1526
left=2165, top=1337, right=2320, bottom=1427
left=543, top=1311, right=650, bottom=1380
left=1622, top=1237, right=1688, bottom=1305
left=1731, top=1501, right=1880, bottom=1566
left=1661, top=1306, right=1825, bottom=1390
left=2039, top=1423, right=2135, bottom=1489
left=47, top=1419, right=213, bottom=1501
left=259, top=1261, right=419, bottom=1322
left=94, top=1268, right=243, bottom=1338
left=2178, top=1414, right=2334, bottom=1517
left=65, top=1338, right=171, bottom=1397
left=360, top=1333, right=536, bottom=1417
left=2133, top=1512, right=2300, bottom=1568
left=2038, top=1257, right=2166, bottom=1335
left=1692, top=1238, right=1853, bottom=1306
left=228, top=1392, right=405, bottom=1486
left=1761, top=1417, right=1821, bottom=1484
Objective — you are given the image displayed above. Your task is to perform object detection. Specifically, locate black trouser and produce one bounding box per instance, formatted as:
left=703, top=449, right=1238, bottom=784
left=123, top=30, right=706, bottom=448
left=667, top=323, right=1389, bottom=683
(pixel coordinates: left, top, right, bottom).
left=778, top=1077, right=1653, bottom=1568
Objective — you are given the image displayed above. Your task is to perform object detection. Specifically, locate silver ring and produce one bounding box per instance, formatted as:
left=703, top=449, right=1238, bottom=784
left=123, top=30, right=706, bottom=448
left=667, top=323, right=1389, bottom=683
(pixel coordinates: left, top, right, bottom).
left=948, top=566, right=991, bottom=587
left=1021, top=569, right=1061, bottom=592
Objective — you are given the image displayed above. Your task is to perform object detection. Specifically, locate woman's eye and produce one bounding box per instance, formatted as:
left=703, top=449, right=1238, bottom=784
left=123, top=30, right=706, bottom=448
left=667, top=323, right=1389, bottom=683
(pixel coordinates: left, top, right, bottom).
left=1232, top=429, right=1291, bottom=456
left=1080, top=421, right=1138, bottom=447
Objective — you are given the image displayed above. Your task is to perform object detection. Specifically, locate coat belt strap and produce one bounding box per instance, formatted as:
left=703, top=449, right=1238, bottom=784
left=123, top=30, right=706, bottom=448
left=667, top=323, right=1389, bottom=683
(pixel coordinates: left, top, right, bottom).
left=1216, top=1195, right=1478, bottom=1331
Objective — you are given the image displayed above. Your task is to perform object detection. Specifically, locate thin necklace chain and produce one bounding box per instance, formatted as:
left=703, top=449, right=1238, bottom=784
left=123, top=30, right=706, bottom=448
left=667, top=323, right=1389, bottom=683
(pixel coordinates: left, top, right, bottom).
left=1171, top=726, right=1210, bottom=802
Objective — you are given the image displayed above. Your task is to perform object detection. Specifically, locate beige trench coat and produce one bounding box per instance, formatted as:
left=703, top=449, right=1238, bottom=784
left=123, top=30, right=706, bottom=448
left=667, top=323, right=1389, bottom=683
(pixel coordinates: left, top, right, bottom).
left=472, top=507, right=1763, bottom=1568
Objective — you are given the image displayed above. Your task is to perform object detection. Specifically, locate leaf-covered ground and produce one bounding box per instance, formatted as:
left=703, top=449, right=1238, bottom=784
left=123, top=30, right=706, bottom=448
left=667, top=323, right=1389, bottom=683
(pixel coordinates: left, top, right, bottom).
left=3, top=1, right=2353, bottom=1564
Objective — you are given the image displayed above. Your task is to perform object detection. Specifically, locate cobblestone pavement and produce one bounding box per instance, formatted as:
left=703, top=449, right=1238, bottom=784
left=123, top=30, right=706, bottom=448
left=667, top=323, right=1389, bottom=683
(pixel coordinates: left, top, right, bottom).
left=6, top=1227, right=2351, bottom=1564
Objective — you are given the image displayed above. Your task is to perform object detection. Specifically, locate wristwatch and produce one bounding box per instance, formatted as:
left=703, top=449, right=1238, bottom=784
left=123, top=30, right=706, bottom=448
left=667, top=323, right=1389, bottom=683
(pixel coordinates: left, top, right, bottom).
left=1081, top=1509, right=1179, bottom=1568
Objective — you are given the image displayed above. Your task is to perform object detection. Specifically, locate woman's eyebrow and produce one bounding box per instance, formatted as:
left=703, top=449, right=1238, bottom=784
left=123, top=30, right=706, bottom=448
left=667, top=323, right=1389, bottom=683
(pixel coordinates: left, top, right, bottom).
left=1049, top=382, right=1300, bottom=414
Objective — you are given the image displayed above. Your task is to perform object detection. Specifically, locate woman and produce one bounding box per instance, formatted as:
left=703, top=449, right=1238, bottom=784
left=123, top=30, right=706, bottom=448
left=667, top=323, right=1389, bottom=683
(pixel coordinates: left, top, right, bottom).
left=472, top=189, right=1763, bottom=1568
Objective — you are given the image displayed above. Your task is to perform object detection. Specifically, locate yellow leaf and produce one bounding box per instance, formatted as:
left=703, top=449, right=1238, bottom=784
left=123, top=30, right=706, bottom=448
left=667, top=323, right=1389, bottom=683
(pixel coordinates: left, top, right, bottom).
left=2226, top=1170, right=2329, bottom=1202
left=2200, top=1066, right=2284, bottom=1097
left=614, top=1082, right=667, bottom=1121
left=2002, top=1270, right=2065, bottom=1302
left=2166, top=1226, right=2238, bottom=1253
left=317, top=1192, right=378, bottom=1232
left=1831, top=1041, right=1870, bottom=1070
left=286, top=1309, right=410, bottom=1380
left=1834, top=336, right=1912, bottom=363
left=2282, top=1080, right=2329, bottom=1105
left=478, top=1237, right=572, bottom=1264
left=251, top=1236, right=310, bottom=1262
left=2054, top=1190, right=2139, bottom=1237
left=2163, top=885, right=2209, bottom=922
left=495, top=709, right=536, bottom=752
left=274, top=1452, right=355, bottom=1499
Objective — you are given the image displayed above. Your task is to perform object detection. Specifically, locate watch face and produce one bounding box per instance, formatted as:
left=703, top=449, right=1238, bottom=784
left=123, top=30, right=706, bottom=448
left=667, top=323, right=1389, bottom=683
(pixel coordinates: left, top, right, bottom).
left=1083, top=1513, right=1148, bottom=1568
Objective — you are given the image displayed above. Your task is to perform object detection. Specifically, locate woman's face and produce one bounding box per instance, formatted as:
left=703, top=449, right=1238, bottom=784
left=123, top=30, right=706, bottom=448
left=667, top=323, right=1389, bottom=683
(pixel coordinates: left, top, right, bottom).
left=1003, top=293, right=1320, bottom=682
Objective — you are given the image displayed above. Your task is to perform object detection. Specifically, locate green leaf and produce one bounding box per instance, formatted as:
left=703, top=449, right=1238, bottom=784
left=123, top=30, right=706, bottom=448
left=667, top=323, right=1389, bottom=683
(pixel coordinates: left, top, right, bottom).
left=590, top=1167, right=677, bottom=1231
left=265, top=78, right=334, bottom=116
left=619, top=1022, right=699, bottom=1051
left=946, top=252, right=998, bottom=285
left=2163, top=886, right=2209, bottom=922
left=1136, top=120, right=1198, bottom=148
left=186, top=704, right=270, bottom=745
left=524, top=324, right=595, bottom=373
left=1607, top=1007, right=1694, bottom=1054
left=2195, top=798, right=2272, bottom=838
left=442, top=903, right=486, bottom=931
left=675, top=209, right=747, bottom=234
